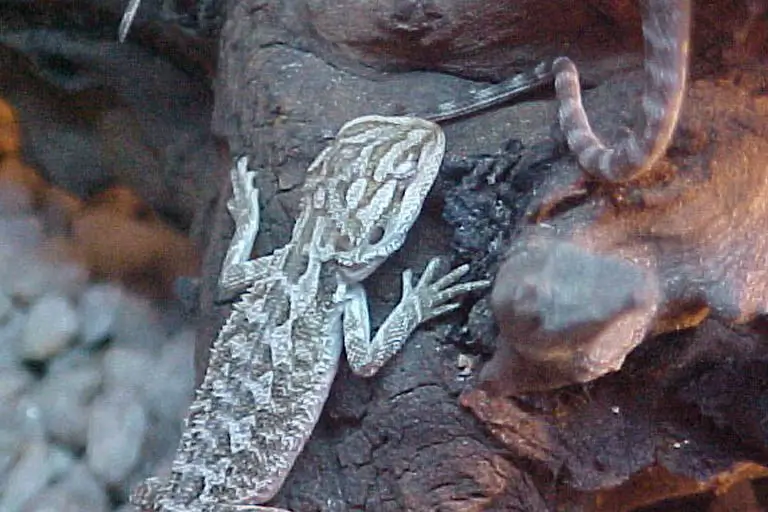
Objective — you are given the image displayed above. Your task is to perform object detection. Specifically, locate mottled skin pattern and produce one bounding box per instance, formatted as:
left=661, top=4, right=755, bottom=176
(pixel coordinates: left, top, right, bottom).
left=416, top=61, right=554, bottom=123
left=121, top=0, right=696, bottom=507
left=132, top=117, right=488, bottom=511
left=119, top=1, right=691, bottom=177
left=554, top=0, right=692, bottom=182
left=412, top=1, right=692, bottom=183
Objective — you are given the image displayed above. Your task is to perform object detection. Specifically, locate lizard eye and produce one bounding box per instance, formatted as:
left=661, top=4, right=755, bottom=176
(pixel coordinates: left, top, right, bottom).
left=367, top=225, right=385, bottom=245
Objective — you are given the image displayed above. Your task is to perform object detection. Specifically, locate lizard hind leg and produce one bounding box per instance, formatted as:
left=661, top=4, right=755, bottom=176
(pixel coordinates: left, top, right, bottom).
left=554, top=0, right=692, bottom=183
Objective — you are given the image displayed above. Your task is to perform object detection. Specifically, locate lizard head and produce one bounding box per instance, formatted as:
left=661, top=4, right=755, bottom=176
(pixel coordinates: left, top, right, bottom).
left=308, top=115, right=446, bottom=282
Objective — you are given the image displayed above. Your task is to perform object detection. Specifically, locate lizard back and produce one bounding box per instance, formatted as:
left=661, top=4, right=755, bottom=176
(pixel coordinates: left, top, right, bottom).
left=150, top=116, right=446, bottom=510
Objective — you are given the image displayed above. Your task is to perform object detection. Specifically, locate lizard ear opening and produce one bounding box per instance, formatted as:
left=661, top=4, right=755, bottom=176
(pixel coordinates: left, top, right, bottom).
left=335, top=232, right=353, bottom=253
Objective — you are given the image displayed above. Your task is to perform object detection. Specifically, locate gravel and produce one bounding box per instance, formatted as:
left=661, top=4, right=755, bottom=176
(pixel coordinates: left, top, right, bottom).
left=0, top=205, right=196, bottom=511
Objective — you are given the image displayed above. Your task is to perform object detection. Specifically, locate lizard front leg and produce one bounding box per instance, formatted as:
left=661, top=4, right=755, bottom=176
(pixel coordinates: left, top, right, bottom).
left=343, top=257, right=490, bottom=378
left=218, top=157, right=276, bottom=300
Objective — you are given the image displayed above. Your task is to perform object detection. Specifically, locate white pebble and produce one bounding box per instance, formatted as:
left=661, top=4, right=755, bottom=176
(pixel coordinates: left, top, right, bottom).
left=77, top=284, right=124, bottom=347
left=86, top=389, right=147, bottom=485
left=111, top=294, right=168, bottom=352
left=33, top=360, right=102, bottom=448
left=0, top=366, right=33, bottom=404
left=0, top=441, right=73, bottom=512
left=27, top=463, right=109, bottom=512
left=21, top=295, right=79, bottom=361
left=0, top=216, right=44, bottom=264
left=0, top=309, right=25, bottom=369
left=101, top=344, right=157, bottom=396
left=8, top=256, right=87, bottom=303
left=0, top=291, right=12, bottom=322
left=144, top=329, right=195, bottom=421
left=0, top=402, right=28, bottom=480
left=1, top=208, right=198, bottom=509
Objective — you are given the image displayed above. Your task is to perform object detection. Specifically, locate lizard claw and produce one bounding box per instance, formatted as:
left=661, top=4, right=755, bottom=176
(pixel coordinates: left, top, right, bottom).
left=227, top=157, right=260, bottom=229
left=408, top=257, right=490, bottom=323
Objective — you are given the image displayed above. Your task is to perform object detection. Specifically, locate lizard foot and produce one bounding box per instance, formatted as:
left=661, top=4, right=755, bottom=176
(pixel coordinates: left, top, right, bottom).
left=347, top=257, right=490, bottom=378
left=227, top=157, right=261, bottom=234
left=405, top=257, right=491, bottom=323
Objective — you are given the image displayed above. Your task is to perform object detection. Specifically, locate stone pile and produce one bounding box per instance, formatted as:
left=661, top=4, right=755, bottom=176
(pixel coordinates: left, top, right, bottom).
left=0, top=209, right=195, bottom=511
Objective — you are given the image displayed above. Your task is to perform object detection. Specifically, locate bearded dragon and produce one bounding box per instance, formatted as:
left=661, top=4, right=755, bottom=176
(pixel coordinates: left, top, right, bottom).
left=553, top=0, right=691, bottom=182
left=127, top=0, right=696, bottom=507
left=118, top=0, right=691, bottom=185
left=418, top=0, right=692, bottom=182
left=131, top=116, right=489, bottom=511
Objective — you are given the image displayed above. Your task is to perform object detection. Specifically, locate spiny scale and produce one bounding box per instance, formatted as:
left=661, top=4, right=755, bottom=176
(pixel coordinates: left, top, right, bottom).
left=132, top=117, right=489, bottom=511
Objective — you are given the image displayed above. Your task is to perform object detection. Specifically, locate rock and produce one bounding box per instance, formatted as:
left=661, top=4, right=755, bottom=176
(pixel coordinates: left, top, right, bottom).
left=101, top=344, right=157, bottom=396
left=0, top=290, right=12, bottom=321
left=28, top=463, right=109, bottom=512
left=77, top=284, right=124, bottom=347
left=20, top=294, right=79, bottom=361
left=33, top=358, right=102, bottom=448
left=144, top=328, right=194, bottom=421
left=0, top=441, right=74, bottom=512
left=86, top=389, right=147, bottom=485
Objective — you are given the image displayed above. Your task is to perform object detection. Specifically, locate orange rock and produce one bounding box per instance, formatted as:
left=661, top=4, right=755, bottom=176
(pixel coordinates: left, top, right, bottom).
left=0, top=156, right=85, bottom=230
left=40, top=186, right=85, bottom=231
left=0, top=99, right=20, bottom=155
left=86, top=185, right=159, bottom=223
left=69, top=187, right=199, bottom=299
left=0, top=156, right=49, bottom=208
left=591, top=462, right=768, bottom=511
left=0, top=95, right=198, bottom=300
